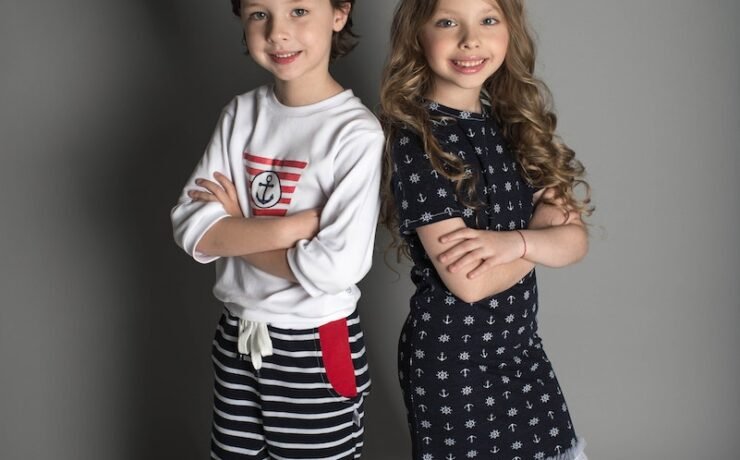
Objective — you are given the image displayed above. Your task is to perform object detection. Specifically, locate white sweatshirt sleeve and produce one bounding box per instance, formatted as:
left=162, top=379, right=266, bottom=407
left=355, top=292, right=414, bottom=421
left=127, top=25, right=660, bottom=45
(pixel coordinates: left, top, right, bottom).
left=286, top=127, right=384, bottom=297
left=170, top=106, right=235, bottom=264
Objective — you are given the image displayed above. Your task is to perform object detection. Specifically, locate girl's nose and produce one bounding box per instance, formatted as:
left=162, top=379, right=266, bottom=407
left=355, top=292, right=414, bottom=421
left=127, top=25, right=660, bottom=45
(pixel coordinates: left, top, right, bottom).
left=460, top=27, right=481, bottom=50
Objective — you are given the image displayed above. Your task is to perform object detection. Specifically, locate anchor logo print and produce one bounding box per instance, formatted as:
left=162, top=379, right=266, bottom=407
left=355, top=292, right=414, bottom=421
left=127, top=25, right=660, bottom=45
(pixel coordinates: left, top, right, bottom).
left=251, top=171, right=281, bottom=208
left=243, top=151, right=308, bottom=217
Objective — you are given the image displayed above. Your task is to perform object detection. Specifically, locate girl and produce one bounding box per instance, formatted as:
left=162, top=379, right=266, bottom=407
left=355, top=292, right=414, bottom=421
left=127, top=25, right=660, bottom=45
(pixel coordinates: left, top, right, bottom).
left=380, top=0, right=592, bottom=459
left=172, top=0, right=382, bottom=458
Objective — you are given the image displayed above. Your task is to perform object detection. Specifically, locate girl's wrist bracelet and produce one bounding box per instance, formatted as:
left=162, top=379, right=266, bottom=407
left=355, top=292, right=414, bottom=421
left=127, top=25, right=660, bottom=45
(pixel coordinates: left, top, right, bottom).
left=515, top=230, right=527, bottom=258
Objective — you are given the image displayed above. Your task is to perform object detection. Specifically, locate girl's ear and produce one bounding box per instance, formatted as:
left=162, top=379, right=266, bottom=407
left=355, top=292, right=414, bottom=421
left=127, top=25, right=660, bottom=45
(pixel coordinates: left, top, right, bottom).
left=332, top=2, right=351, bottom=32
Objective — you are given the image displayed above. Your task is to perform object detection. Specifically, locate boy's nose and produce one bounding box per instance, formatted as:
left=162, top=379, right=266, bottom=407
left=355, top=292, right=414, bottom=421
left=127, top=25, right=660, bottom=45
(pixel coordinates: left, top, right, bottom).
left=266, top=19, right=290, bottom=43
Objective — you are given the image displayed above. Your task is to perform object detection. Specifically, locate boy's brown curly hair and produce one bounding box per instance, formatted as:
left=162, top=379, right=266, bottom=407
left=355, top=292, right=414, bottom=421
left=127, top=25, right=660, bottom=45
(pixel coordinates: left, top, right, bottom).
left=230, top=0, right=358, bottom=60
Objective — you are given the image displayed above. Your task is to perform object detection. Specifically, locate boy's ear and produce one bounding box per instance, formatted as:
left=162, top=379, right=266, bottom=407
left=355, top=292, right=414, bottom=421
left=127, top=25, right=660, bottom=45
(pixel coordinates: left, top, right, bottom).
left=241, top=32, right=250, bottom=56
left=332, top=2, right=351, bottom=32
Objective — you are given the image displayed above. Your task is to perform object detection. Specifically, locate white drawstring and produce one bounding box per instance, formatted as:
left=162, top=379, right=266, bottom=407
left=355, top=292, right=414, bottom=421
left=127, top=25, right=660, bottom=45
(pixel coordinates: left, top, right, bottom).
left=237, top=320, right=273, bottom=370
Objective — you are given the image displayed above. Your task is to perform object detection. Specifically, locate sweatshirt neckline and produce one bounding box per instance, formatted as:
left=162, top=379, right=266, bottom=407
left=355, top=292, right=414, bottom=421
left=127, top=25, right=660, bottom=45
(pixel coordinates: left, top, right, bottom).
left=265, top=85, right=354, bottom=117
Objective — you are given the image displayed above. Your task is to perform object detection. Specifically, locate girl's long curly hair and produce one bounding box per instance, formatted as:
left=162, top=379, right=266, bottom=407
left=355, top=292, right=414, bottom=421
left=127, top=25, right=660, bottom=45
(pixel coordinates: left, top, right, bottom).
left=379, top=0, right=592, bottom=258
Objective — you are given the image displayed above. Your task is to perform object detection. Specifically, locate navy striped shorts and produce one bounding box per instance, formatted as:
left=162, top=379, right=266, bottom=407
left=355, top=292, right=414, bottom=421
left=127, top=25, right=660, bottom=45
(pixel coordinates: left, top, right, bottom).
left=211, top=308, right=371, bottom=460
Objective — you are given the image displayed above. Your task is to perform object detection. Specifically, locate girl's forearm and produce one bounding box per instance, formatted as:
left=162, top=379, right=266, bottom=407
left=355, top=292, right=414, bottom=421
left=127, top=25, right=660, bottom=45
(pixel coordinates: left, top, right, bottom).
left=474, top=258, right=536, bottom=301
left=520, top=224, right=589, bottom=268
left=459, top=218, right=587, bottom=300
left=467, top=223, right=586, bottom=301
left=419, top=218, right=536, bottom=303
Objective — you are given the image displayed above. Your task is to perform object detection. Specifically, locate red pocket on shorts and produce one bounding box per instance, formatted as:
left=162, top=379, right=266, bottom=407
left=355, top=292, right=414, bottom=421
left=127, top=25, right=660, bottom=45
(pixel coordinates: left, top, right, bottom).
left=318, top=318, right=358, bottom=398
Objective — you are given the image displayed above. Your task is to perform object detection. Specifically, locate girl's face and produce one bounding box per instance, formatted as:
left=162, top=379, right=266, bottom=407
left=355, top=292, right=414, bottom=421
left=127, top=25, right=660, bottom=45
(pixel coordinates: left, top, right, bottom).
left=241, top=0, right=349, bottom=85
left=419, top=0, right=509, bottom=110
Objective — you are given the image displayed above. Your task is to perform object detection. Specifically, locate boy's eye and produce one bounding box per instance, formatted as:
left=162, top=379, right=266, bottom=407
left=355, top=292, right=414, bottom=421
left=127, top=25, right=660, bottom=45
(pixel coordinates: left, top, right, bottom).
left=291, top=8, right=308, bottom=17
left=482, top=17, right=499, bottom=26
left=248, top=11, right=267, bottom=21
left=435, top=19, right=457, bottom=28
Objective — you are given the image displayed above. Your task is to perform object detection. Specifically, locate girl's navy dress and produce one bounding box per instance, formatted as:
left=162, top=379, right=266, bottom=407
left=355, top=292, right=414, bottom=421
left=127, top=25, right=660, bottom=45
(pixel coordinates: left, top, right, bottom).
left=391, top=102, right=584, bottom=460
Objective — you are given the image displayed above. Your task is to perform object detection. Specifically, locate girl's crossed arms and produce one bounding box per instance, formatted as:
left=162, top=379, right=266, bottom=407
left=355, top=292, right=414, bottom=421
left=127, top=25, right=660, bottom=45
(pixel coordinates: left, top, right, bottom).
left=419, top=188, right=588, bottom=303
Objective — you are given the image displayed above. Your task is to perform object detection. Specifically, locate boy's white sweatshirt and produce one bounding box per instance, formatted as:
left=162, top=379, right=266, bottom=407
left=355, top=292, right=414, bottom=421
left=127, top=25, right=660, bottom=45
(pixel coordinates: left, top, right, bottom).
left=171, top=85, right=384, bottom=328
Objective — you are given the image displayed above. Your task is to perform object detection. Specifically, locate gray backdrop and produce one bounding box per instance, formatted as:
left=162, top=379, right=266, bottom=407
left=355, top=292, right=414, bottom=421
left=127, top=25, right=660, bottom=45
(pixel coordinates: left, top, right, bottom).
left=1, top=1, right=738, bottom=459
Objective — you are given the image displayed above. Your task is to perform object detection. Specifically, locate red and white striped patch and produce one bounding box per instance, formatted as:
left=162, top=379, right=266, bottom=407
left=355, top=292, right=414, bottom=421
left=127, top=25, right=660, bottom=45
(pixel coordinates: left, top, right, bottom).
left=243, top=152, right=308, bottom=217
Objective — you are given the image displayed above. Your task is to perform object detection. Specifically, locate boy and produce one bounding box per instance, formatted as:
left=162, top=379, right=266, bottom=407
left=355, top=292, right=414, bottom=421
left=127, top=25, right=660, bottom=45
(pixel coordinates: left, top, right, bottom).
left=170, top=1, right=383, bottom=458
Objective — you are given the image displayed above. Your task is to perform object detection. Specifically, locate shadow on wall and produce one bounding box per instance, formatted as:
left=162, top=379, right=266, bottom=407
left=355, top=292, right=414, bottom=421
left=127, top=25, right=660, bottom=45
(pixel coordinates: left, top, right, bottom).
left=99, top=1, right=265, bottom=458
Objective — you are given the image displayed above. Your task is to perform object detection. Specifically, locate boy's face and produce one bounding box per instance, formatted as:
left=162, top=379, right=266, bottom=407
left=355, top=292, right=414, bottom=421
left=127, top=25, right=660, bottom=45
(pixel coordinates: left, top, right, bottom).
left=240, top=0, right=349, bottom=85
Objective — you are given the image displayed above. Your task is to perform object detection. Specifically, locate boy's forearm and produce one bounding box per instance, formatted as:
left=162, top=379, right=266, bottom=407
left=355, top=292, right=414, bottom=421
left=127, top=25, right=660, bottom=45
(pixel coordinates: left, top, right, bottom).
left=195, top=217, right=297, bottom=257
left=241, top=249, right=297, bottom=282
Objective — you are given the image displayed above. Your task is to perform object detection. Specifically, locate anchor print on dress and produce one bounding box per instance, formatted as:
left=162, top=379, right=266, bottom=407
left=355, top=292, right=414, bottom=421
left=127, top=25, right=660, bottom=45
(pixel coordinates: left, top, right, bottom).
left=243, top=152, right=308, bottom=217
left=391, top=110, right=578, bottom=458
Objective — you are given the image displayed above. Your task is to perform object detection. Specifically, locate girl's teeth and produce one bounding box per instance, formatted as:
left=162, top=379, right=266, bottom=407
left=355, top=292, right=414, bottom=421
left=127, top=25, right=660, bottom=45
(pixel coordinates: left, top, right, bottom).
left=455, top=60, right=484, bottom=67
left=275, top=52, right=298, bottom=58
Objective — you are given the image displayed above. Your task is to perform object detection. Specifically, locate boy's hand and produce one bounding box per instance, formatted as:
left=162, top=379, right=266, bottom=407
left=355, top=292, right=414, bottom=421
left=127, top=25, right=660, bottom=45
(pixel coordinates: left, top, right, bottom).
left=189, top=172, right=320, bottom=243
left=438, top=228, right=525, bottom=279
left=188, top=172, right=242, bottom=217
left=287, top=209, right=321, bottom=242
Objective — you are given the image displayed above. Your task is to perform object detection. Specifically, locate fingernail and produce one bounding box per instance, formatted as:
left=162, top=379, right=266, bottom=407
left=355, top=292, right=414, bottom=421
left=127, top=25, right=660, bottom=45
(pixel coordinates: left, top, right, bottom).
left=195, top=179, right=202, bottom=184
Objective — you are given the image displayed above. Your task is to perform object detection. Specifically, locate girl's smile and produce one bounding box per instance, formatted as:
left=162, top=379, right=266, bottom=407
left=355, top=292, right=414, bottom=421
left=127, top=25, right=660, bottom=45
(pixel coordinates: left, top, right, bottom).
left=420, top=0, right=509, bottom=112
left=450, top=57, right=489, bottom=74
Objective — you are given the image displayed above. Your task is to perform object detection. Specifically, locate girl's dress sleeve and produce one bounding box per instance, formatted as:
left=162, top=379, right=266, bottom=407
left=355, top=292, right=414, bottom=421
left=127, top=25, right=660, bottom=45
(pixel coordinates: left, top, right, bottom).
left=390, top=129, right=467, bottom=234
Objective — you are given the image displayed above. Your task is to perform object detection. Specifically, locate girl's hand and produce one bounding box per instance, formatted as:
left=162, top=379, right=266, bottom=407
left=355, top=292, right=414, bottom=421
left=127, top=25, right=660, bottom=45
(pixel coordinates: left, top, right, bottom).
left=530, top=187, right=572, bottom=229
left=438, top=228, right=525, bottom=279
left=188, top=172, right=242, bottom=217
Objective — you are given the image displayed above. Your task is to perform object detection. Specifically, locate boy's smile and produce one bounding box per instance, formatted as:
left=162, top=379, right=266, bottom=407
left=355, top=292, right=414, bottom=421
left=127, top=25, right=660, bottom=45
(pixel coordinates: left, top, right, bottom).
left=240, top=0, right=350, bottom=104
left=268, top=50, right=303, bottom=65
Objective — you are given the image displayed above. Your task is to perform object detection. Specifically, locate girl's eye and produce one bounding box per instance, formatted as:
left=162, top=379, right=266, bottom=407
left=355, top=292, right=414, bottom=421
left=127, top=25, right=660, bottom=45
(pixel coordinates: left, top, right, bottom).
left=482, top=17, right=499, bottom=26
left=291, top=8, right=308, bottom=17
left=248, top=11, right=267, bottom=21
left=435, top=19, right=457, bottom=28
